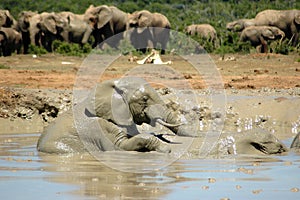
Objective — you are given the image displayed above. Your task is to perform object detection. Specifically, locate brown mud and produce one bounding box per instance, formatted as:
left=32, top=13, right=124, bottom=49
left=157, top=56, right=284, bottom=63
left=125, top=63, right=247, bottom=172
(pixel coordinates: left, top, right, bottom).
left=0, top=52, right=300, bottom=199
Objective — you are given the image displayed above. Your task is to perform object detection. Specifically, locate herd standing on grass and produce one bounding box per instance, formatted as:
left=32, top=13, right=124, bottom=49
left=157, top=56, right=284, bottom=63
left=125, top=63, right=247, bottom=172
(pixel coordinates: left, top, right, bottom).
left=0, top=6, right=299, bottom=56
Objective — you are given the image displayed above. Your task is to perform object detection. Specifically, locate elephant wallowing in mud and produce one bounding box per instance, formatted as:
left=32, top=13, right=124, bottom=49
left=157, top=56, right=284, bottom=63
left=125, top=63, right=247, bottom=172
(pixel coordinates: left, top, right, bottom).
left=37, top=78, right=290, bottom=156
left=37, top=77, right=184, bottom=154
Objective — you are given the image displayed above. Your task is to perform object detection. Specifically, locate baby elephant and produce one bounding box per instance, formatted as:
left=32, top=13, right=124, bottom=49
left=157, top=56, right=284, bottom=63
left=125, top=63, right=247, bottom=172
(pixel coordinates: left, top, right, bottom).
left=185, top=24, right=217, bottom=45
left=239, top=26, right=285, bottom=53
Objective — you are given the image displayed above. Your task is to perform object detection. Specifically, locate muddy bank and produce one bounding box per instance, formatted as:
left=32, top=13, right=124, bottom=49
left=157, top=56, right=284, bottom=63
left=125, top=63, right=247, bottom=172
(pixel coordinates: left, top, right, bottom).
left=1, top=87, right=299, bottom=144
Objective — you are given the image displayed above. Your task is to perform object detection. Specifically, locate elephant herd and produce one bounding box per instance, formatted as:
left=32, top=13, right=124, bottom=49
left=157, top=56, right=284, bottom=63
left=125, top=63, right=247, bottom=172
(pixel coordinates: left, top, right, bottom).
left=0, top=6, right=171, bottom=56
left=1, top=7, right=299, bottom=56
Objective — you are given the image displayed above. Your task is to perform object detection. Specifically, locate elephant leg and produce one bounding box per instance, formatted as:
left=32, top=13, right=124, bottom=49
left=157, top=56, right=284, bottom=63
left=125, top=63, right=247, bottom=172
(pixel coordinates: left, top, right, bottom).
left=116, top=133, right=171, bottom=153
left=291, top=132, right=300, bottom=149
left=97, top=118, right=171, bottom=153
left=259, top=37, right=268, bottom=53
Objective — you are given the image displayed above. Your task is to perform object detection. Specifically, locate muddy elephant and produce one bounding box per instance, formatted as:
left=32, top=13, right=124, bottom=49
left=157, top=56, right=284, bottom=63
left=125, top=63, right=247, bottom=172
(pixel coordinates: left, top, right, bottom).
left=83, top=5, right=128, bottom=48
left=57, top=11, right=93, bottom=45
left=240, top=26, right=285, bottom=53
left=0, top=9, right=17, bottom=28
left=226, top=18, right=256, bottom=32
left=127, top=10, right=171, bottom=54
left=254, top=9, right=300, bottom=46
left=0, top=27, right=22, bottom=56
left=37, top=78, right=183, bottom=154
left=37, top=78, right=289, bottom=156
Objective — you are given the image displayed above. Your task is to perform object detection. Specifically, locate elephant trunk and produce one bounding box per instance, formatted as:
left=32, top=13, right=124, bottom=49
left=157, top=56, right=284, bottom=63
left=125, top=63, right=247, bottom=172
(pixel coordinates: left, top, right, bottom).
left=144, top=104, right=182, bottom=128
left=278, top=31, right=285, bottom=44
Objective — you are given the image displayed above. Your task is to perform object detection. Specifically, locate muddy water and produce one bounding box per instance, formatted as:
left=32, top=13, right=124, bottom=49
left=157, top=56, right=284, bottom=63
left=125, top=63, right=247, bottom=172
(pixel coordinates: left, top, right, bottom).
left=1, top=131, right=299, bottom=200
left=1, top=93, right=300, bottom=199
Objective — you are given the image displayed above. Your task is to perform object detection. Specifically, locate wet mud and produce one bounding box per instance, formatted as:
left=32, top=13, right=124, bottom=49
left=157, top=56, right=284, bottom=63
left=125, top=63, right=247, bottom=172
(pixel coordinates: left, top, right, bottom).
left=1, top=88, right=300, bottom=199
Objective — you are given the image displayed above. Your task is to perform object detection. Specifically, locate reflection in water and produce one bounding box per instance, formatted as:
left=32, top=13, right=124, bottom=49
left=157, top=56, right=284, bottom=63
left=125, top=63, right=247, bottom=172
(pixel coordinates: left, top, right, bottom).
left=0, top=132, right=300, bottom=199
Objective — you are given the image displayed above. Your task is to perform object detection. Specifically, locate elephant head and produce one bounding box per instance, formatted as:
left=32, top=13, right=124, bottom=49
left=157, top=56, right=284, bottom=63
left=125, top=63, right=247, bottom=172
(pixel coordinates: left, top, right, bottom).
left=84, top=5, right=112, bottom=30
left=226, top=19, right=255, bottom=32
left=17, top=11, right=38, bottom=32
left=262, top=26, right=285, bottom=40
left=0, top=10, right=16, bottom=27
left=37, top=12, right=66, bottom=35
left=85, top=77, right=180, bottom=129
left=128, top=10, right=153, bottom=30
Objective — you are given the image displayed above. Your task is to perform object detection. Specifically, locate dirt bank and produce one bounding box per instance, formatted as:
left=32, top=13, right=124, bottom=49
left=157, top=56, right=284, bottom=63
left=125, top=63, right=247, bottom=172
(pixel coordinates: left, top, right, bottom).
left=0, top=52, right=299, bottom=135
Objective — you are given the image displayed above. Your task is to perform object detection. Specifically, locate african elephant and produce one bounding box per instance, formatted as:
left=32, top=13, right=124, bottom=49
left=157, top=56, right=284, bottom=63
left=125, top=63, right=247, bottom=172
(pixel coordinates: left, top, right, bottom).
left=37, top=78, right=289, bottom=156
left=0, top=9, right=17, bottom=28
left=185, top=24, right=218, bottom=46
left=239, top=26, right=285, bottom=53
left=84, top=5, right=128, bottom=48
left=37, top=12, right=68, bottom=52
left=127, top=10, right=171, bottom=54
left=37, top=78, right=182, bottom=154
left=254, top=9, right=300, bottom=46
left=226, top=18, right=256, bottom=32
left=0, top=27, right=22, bottom=56
left=57, top=11, right=93, bottom=45
left=17, top=11, right=38, bottom=54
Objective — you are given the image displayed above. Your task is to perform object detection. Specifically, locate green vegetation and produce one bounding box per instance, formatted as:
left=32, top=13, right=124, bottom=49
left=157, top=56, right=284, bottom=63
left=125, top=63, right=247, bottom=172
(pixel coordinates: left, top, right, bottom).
left=52, top=41, right=92, bottom=56
left=1, top=0, right=299, bottom=55
left=0, top=64, right=10, bottom=69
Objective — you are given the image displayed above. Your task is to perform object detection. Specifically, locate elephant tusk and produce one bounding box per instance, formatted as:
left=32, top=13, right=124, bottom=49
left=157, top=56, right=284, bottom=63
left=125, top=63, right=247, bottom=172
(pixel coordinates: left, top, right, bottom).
left=157, top=119, right=183, bottom=127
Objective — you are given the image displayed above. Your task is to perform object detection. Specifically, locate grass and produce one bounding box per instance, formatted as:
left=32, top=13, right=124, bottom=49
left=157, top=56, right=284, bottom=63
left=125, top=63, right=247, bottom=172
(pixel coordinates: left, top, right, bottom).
left=0, top=64, right=10, bottom=69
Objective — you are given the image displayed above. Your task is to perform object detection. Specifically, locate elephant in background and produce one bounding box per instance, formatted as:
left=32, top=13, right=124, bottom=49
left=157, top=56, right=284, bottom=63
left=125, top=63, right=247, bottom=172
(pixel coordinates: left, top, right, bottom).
left=84, top=5, right=128, bottom=48
left=17, top=11, right=67, bottom=52
left=58, top=11, right=93, bottom=45
left=17, top=11, right=38, bottom=54
left=185, top=24, right=218, bottom=46
left=37, top=12, right=68, bottom=52
left=127, top=10, right=171, bottom=54
left=240, top=26, right=285, bottom=53
left=0, top=27, right=22, bottom=56
left=37, top=78, right=183, bottom=154
left=226, top=18, right=255, bottom=32
left=0, top=9, right=17, bottom=28
left=254, top=9, right=300, bottom=46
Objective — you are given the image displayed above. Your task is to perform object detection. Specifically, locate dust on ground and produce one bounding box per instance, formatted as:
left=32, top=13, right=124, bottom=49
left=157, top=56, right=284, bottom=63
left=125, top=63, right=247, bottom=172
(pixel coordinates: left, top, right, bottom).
left=0, top=53, right=299, bottom=89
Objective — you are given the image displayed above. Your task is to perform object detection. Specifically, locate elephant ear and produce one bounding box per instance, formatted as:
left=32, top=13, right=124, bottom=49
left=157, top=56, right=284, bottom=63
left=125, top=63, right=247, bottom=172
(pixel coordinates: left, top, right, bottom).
left=85, top=80, right=133, bottom=126
left=43, top=14, right=57, bottom=34
left=96, top=6, right=112, bottom=29
left=261, top=28, right=274, bottom=39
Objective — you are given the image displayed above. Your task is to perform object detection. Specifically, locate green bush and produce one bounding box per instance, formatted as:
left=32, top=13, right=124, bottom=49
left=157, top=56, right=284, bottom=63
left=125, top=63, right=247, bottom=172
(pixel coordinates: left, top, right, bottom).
left=28, top=44, right=48, bottom=55
left=0, top=64, right=10, bottom=69
left=52, top=40, right=92, bottom=56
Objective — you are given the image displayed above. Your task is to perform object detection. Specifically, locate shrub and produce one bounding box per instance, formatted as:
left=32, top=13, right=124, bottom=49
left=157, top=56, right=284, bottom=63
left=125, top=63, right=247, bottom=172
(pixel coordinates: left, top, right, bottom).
left=52, top=40, right=92, bottom=56
left=28, top=44, right=48, bottom=55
